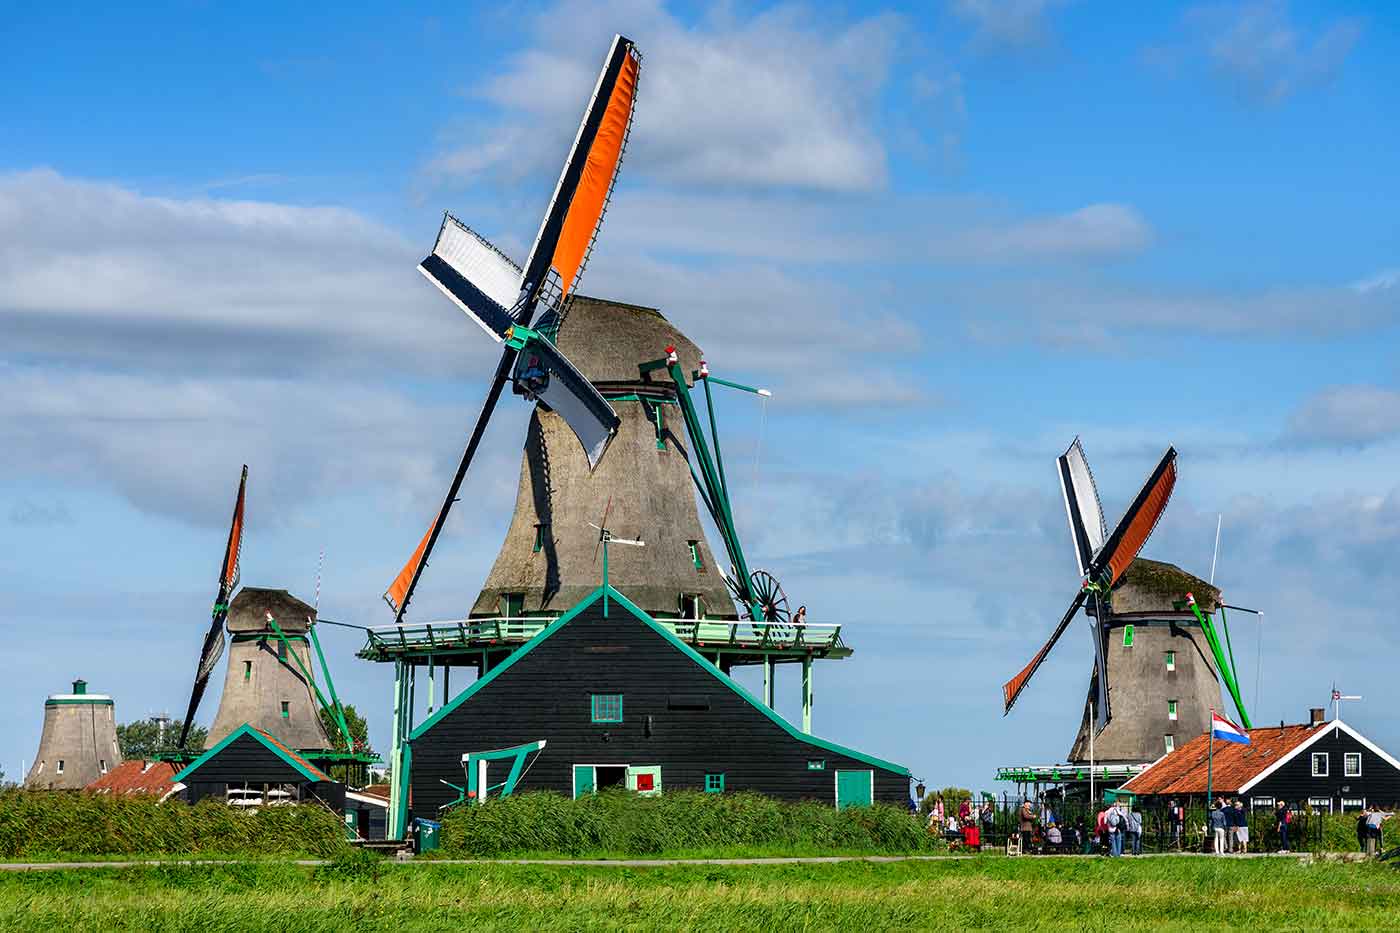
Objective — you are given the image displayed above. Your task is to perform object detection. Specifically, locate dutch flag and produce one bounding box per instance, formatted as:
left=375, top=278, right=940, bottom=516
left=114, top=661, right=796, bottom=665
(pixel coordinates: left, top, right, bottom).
left=1211, top=711, right=1251, bottom=745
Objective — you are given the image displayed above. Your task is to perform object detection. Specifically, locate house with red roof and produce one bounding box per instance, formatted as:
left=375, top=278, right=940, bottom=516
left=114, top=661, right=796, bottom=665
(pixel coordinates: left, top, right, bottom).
left=1122, top=709, right=1400, bottom=813
left=85, top=759, right=182, bottom=801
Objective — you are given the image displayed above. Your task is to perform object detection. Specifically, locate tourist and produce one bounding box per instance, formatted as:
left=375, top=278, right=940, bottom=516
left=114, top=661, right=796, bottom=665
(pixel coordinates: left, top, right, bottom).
left=1365, top=808, right=1391, bottom=856
left=1357, top=808, right=1370, bottom=853
left=1169, top=799, right=1185, bottom=850
left=1275, top=800, right=1291, bottom=853
left=1095, top=807, right=1109, bottom=854
left=958, top=796, right=973, bottom=829
left=980, top=798, right=995, bottom=836
left=1125, top=803, right=1143, bottom=856
left=1210, top=800, right=1228, bottom=855
left=1234, top=799, right=1249, bottom=853
left=1019, top=799, right=1036, bottom=852
left=1106, top=800, right=1125, bottom=857
left=930, top=795, right=945, bottom=833
left=792, top=605, right=807, bottom=626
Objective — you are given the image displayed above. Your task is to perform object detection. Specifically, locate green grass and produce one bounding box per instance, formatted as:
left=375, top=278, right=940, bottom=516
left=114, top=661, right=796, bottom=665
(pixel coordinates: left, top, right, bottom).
left=2, top=856, right=1399, bottom=931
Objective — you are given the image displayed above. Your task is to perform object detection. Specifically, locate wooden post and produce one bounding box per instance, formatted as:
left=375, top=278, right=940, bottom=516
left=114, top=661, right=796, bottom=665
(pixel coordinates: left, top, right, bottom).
left=763, top=655, right=774, bottom=708
left=801, top=654, right=813, bottom=733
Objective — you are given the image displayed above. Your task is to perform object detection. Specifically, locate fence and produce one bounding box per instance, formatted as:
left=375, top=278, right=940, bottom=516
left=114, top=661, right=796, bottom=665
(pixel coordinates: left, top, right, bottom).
left=922, top=793, right=1327, bottom=854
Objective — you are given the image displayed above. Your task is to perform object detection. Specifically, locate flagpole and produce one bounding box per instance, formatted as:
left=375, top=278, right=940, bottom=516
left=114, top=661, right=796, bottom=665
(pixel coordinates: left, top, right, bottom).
left=1206, top=708, right=1214, bottom=812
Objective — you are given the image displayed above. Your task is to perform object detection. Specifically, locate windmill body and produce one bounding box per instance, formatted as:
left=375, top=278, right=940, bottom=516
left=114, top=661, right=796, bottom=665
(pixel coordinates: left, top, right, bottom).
left=24, top=679, right=122, bottom=790
left=474, top=297, right=735, bottom=620
left=1066, top=559, right=1226, bottom=765
left=206, top=587, right=333, bottom=751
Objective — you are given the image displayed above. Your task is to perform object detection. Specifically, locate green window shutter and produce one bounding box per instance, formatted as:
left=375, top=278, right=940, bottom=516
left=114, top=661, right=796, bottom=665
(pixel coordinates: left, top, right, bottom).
left=704, top=773, right=725, bottom=793
left=688, top=540, right=703, bottom=570
left=533, top=525, right=546, bottom=553
left=502, top=593, right=525, bottom=618
left=1165, top=650, right=1175, bottom=671
left=243, top=660, right=252, bottom=682
left=280, top=701, right=290, bottom=719
left=1123, top=625, right=1134, bottom=648
left=1168, top=699, right=1178, bottom=719
left=591, top=694, right=623, bottom=723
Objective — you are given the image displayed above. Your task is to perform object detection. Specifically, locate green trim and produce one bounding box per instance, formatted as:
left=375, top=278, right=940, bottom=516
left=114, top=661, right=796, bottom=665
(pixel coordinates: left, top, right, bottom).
left=172, top=723, right=329, bottom=784
left=231, top=632, right=309, bottom=644
left=704, top=772, right=725, bottom=793
left=1122, top=624, right=1134, bottom=647
left=44, top=698, right=114, bottom=707
left=590, top=693, right=624, bottom=723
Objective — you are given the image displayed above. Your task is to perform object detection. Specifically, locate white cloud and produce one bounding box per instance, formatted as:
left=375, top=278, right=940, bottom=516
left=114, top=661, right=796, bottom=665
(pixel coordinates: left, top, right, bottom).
left=948, top=0, right=1066, bottom=48
left=1159, top=1, right=1363, bottom=103
left=1285, top=386, right=1400, bottom=448
left=428, top=1, right=898, bottom=193
left=944, top=203, right=1152, bottom=260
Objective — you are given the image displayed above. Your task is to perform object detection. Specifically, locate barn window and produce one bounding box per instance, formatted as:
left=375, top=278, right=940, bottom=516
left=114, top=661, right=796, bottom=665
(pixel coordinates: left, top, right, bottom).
left=1345, top=752, right=1362, bottom=777
left=591, top=694, right=623, bottom=724
left=1308, top=796, right=1333, bottom=812
left=281, top=701, right=290, bottom=720
left=1164, top=734, right=1175, bottom=754
left=1165, top=651, right=1176, bottom=672
left=807, top=759, right=826, bottom=771
left=688, top=540, right=703, bottom=570
left=1250, top=796, right=1275, bottom=810
left=533, top=525, right=547, bottom=553
left=1123, top=625, right=1134, bottom=648
left=1167, top=700, right=1178, bottom=721
left=704, top=773, right=725, bottom=793
left=1342, top=797, right=1366, bottom=810
left=99, top=759, right=108, bottom=774
left=1311, top=752, right=1329, bottom=777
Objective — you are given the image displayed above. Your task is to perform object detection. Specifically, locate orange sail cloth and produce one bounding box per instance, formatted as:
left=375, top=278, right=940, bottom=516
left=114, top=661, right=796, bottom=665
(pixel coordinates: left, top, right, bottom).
left=1103, top=455, right=1176, bottom=586
left=223, top=466, right=247, bottom=591
left=384, top=523, right=434, bottom=615
left=552, top=50, right=639, bottom=298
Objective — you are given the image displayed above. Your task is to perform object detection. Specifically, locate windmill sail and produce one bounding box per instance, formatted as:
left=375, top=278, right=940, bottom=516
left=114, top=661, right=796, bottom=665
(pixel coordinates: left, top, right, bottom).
left=388, top=36, right=641, bottom=626
left=418, top=217, right=523, bottom=342
left=1058, top=437, right=1106, bottom=577
left=512, top=333, right=620, bottom=467
left=178, top=464, right=247, bottom=748
left=517, top=34, right=640, bottom=317
left=1002, top=446, right=1178, bottom=715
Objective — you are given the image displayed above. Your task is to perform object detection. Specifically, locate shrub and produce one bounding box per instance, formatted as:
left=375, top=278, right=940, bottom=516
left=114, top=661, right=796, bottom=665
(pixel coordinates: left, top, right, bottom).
left=437, top=789, right=935, bottom=857
left=0, top=790, right=351, bottom=859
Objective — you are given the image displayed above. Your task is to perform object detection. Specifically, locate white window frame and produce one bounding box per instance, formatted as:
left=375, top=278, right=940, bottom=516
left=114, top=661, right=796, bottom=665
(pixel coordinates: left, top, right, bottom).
left=56, top=760, right=65, bottom=774
left=1164, top=734, right=1175, bottom=754
left=1167, top=699, right=1178, bottom=721
left=1311, top=752, right=1329, bottom=777
left=1344, top=752, right=1361, bottom=777
left=1165, top=651, right=1176, bottom=672
left=1308, top=796, right=1333, bottom=813
left=1250, top=796, right=1275, bottom=810
left=1341, top=797, right=1366, bottom=811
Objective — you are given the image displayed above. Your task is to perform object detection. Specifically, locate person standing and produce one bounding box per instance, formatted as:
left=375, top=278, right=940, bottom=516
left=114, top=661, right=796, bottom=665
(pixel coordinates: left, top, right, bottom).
left=1275, top=800, right=1291, bottom=853
left=1234, top=799, right=1249, bottom=853
left=1125, top=804, right=1143, bottom=856
left=928, top=795, right=945, bottom=835
left=1366, top=809, right=1391, bottom=856
left=1169, top=799, right=1185, bottom=850
left=1019, top=799, right=1036, bottom=853
left=1210, top=800, right=1228, bottom=855
left=1106, top=800, right=1125, bottom=857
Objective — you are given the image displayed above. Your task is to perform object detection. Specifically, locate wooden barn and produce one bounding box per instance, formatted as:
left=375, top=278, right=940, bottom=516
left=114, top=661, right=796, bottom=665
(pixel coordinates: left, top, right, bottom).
left=398, top=586, right=909, bottom=823
left=1122, top=711, right=1400, bottom=812
left=172, top=723, right=345, bottom=810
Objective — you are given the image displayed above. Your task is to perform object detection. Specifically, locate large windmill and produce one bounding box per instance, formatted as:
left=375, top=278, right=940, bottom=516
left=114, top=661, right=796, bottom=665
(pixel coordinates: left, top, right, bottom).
left=1002, top=439, right=1254, bottom=767
left=383, top=34, right=640, bottom=625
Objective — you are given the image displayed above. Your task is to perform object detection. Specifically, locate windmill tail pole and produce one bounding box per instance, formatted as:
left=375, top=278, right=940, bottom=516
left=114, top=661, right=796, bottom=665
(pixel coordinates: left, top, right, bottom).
left=1187, top=594, right=1252, bottom=729
left=392, top=351, right=516, bottom=626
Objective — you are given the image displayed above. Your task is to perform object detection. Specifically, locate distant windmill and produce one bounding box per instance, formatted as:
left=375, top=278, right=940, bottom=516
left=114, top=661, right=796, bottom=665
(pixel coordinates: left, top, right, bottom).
left=1003, top=438, right=1178, bottom=731
left=384, top=34, right=641, bottom=625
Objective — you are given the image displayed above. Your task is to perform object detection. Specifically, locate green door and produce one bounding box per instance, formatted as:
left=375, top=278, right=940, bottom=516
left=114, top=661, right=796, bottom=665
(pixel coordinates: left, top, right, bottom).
left=835, top=770, right=873, bottom=809
left=573, top=766, right=595, bottom=798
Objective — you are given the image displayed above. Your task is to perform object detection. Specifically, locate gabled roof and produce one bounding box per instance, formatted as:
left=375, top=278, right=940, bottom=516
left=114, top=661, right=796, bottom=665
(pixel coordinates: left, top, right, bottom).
left=411, top=584, right=910, bottom=776
left=1121, top=718, right=1400, bottom=797
left=86, top=760, right=178, bottom=796
left=172, top=723, right=332, bottom=784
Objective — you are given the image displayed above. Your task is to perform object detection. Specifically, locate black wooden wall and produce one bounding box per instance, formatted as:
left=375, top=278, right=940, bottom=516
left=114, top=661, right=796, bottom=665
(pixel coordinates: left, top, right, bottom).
left=1252, top=727, right=1400, bottom=808
left=408, top=598, right=909, bottom=816
left=182, top=732, right=344, bottom=808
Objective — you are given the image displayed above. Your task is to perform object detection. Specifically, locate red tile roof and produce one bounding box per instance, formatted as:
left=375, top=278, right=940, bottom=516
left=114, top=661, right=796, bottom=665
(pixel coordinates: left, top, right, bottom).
left=85, top=760, right=178, bottom=795
left=358, top=783, right=390, bottom=800
left=1123, top=722, right=1326, bottom=796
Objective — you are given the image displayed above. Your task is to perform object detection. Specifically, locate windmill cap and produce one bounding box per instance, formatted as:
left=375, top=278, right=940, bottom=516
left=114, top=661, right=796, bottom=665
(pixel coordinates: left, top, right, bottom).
left=1103, top=559, right=1220, bottom=615
left=226, top=587, right=315, bottom=633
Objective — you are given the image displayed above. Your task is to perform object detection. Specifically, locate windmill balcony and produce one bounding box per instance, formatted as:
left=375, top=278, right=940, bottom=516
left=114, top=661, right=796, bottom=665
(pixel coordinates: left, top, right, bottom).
left=357, top=615, right=850, bottom=667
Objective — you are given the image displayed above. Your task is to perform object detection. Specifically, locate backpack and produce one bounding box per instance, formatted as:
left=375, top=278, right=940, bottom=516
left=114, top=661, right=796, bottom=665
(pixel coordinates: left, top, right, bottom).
left=1107, top=810, right=1121, bottom=829
left=1284, top=810, right=1293, bottom=824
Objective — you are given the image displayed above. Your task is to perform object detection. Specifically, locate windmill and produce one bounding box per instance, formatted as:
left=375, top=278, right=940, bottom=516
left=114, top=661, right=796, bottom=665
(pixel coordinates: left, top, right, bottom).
left=383, top=34, right=641, bottom=625
left=1002, top=439, right=1178, bottom=735
left=177, top=464, right=246, bottom=749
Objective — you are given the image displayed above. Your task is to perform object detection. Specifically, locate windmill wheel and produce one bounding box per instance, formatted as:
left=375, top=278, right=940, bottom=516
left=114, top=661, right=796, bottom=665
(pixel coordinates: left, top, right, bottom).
left=749, top=570, right=790, bottom=625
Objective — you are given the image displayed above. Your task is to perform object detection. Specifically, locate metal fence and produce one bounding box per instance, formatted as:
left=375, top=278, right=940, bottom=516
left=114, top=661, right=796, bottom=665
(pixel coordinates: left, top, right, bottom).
left=923, top=793, right=1325, bottom=854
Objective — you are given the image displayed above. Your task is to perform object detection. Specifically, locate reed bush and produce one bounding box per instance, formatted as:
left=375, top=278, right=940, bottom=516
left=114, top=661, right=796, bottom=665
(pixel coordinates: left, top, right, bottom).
left=436, top=789, right=935, bottom=857
left=0, top=790, right=350, bottom=859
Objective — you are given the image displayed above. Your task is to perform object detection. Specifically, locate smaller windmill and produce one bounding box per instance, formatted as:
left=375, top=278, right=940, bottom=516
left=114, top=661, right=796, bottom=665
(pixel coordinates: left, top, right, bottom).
left=384, top=34, right=642, bottom=626
left=1002, top=439, right=1178, bottom=731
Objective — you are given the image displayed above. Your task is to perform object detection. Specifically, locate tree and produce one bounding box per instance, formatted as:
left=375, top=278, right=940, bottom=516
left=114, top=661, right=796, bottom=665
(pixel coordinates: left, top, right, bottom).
left=116, top=717, right=207, bottom=758
left=319, top=703, right=371, bottom=754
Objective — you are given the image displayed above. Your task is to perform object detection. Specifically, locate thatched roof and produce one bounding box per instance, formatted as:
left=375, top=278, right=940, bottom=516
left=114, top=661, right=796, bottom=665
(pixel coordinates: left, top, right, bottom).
left=227, top=587, right=315, bottom=634
left=1109, top=558, right=1220, bottom=615
left=557, top=296, right=703, bottom=387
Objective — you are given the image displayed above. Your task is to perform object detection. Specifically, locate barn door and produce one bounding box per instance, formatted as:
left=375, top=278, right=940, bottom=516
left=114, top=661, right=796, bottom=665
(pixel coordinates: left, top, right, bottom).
left=573, top=765, right=595, bottom=799
left=835, top=770, right=873, bottom=809
left=626, top=765, right=662, bottom=797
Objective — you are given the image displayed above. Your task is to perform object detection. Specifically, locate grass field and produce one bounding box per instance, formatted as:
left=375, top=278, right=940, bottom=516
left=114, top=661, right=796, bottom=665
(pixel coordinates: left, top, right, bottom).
left=3, top=855, right=1399, bottom=931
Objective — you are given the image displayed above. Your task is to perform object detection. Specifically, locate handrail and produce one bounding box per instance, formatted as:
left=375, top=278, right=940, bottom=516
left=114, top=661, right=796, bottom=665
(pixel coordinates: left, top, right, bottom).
left=361, top=616, right=845, bottom=653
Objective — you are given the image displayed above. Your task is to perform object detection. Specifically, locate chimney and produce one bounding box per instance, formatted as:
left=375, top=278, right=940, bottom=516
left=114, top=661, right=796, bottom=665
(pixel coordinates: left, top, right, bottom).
left=1309, top=708, right=1325, bottom=725
left=72, top=679, right=87, bottom=695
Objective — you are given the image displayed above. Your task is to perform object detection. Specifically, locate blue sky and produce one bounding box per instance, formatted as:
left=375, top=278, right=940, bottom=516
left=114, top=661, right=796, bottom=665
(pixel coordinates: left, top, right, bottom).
left=3, top=0, right=1399, bottom=792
